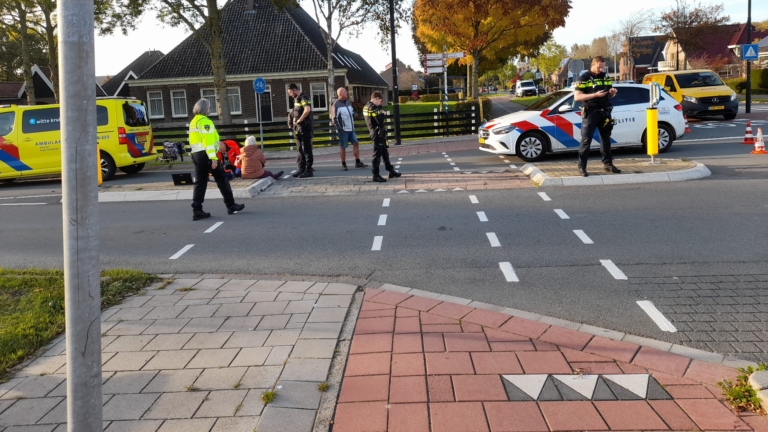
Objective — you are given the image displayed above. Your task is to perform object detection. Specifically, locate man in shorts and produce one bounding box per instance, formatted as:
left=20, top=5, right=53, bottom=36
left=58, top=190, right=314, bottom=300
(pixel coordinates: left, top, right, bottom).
left=332, top=87, right=367, bottom=171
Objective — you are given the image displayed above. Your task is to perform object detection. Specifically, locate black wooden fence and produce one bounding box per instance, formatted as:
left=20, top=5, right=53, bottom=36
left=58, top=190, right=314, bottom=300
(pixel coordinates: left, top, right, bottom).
left=151, top=108, right=478, bottom=151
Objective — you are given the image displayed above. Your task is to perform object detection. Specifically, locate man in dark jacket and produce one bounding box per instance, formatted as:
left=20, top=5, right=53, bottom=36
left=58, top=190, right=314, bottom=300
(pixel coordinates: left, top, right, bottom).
left=287, top=83, right=314, bottom=178
left=363, top=91, right=401, bottom=182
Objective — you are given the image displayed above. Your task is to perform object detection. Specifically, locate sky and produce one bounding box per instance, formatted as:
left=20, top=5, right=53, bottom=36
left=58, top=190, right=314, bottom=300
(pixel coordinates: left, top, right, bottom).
left=93, top=0, right=768, bottom=77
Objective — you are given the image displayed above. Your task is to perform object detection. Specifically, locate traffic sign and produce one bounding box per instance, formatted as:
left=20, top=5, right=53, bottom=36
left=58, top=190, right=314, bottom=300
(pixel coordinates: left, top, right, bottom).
left=425, top=53, right=443, bottom=60
left=425, top=59, right=443, bottom=67
left=742, top=44, right=759, bottom=61
left=253, top=77, right=266, bottom=94
left=425, top=67, right=444, bottom=74
left=444, top=52, right=465, bottom=59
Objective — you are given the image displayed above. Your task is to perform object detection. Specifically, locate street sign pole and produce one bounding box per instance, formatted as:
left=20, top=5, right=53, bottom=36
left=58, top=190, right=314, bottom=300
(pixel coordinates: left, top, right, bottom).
left=59, top=0, right=103, bottom=428
left=443, top=45, right=449, bottom=116
left=389, top=0, right=401, bottom=145
left=253, top=78, right=267, bottom=150
left=746, top=0, right=752, bottom=114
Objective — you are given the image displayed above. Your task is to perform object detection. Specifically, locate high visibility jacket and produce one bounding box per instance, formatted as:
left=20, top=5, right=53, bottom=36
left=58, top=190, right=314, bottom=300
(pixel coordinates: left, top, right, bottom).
left=363, top=101, right=386, bottom=144
left=575, top=71, right=613, bottom=109
left=189, top=115, right=219, bottom=160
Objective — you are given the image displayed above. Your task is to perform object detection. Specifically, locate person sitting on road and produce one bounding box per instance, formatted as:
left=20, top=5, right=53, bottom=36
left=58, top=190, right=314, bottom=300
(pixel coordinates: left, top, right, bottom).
left=238, top=136, right=284, bottom=180
left=217, top=140, right=242, bottom=178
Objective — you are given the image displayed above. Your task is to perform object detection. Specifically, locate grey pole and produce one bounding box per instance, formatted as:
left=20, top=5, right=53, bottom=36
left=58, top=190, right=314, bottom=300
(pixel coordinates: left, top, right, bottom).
left=388, top=0, right=401, bottom=145
left=58, top=0, right=103, bottom=429
left=746, top=0, right=751, bottom=114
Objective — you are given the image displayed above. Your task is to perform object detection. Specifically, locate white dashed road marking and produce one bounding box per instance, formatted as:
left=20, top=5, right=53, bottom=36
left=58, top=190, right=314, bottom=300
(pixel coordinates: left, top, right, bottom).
left=0, top=203, right=46, bottom=206
left=509, top=164, right=517, bottom=169
left=290, top=170, right=297, bottom=174
left=486, top=233, right=501, bottom=247
left=450, top=162, right=456, bottom=166
left=600, top=259, right=627, bottom=280
left=0, top=194, right=61, bottom=200
left=383, top=198, right=390, bottom=207
left=573, top=230, right=594, bottom=244
left=477, top=211, right=488, bottom=222
left=204, top=222, right=223, bottom=233
left=499, top=262, right=519, bottom=282
left=395, top=165, right=400, bottom=169
left=469, top=195, right=479, bottom=204
left=637, top=300, right=678, bottom=332
left=538, top=192, right=551, bottom=201
left=282, top=175, right=290, bottom=179
left=453, top=167, right=461, bottom=171
left=446, top=158, right=452, bottom=161
left=170, top=244, right=194, bottom=260
left=378, top=215, right=387, bottom=226
left=554, top=209, right=570, bottom=219
left=372, top=236, right=383, bottom=251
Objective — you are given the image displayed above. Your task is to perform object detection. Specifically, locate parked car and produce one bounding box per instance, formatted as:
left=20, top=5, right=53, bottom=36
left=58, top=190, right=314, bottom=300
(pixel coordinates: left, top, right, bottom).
left=515, top=80, right=537, bottom=97
left=478, top=84, right=685, bottom=162
left=642, top=70, right=738, bottom=120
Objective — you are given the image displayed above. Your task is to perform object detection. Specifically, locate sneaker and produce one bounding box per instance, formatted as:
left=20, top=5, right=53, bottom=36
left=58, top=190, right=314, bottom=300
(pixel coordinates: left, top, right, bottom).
left=227, top=203, right=245, bottom=215
left=388, top=170, right=401, bottom=179
left=299, top=171, right=313, bottom=178
left=604, top=164, right=621, bottom=174
left=578, top=167, right=589, bottom=177
left=372, top=175, right=387, bottom=182
left=342, top=164, right=348, bottom=171
left=292, top=169, right=305, bottom=178
left=192, top=210, right=211, bottom=221
left=273, top=171, right=284, bottom=179
left=355, top=161, right=368, bottom=168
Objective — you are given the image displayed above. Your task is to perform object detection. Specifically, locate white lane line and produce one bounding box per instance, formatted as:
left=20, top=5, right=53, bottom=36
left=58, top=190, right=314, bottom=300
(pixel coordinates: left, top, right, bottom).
left=383, top=198, right=390, bottom=207
left=0, top=203, right=46, bottom=206
left=442, top=152, right=446, bottom=155
left=372, top=236, right=383, bottom=251
left=449, top=162, right=456, bottom=166
left=476, top=211, right=488, bottom=222
left=503, top=159, right=510, bottom=163
left=395, top=165, right=400, bottom=169
left=573, top=230, right=594, bottom=244
left=554, top=209, right=570, bottom=219
left=204, top=222, right=224, bottom=233
left=453, top=167, right=461, bottom=171
left=600, top=259, right=627, bottom=280
left=0, top=194, right=61, bottom=200
left=469, top=195, right=479, bottom=204
left=498, top=156, right=505, bottom=159
left=443, top=155, right=449, bottom=158
left=378, top=215, right=387, bottom=226
left=499, top=262, right=519, bottom=282
left=538, top=192, right=551, bottom=201
left=282, top=175, right=290, bottom=179
left=509, top=164, right=517, bottom=169
left=486, top=232, right=501, bottom=247
left=170, top=244, right=194, bottom=260
left=398, top=158, right=403, bottom=161
left=637, top=300, right=678, bottom=332
left=446, top=158, right=452, bottom=161
left=290, top=170, right=297, bottom=174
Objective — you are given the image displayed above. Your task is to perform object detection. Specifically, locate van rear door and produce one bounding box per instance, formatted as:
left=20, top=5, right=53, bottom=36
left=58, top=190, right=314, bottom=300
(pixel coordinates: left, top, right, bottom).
left=119, top=101, right=154, bottom=158
left=19, top=106, right=62, bottom=174
left=0, top=110, right=27, bottom=178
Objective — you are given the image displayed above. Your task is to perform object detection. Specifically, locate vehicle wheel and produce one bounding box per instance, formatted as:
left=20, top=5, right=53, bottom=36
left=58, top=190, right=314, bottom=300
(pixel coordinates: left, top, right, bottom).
left=119, top=163, right=145, bottom=175
left=100, top=151, right=117, bottom=181
left=515, top=132, right=547, bottom=162
left=723, top=114, right=736, bottom=120
left=642, top=123, right=674, bottom=153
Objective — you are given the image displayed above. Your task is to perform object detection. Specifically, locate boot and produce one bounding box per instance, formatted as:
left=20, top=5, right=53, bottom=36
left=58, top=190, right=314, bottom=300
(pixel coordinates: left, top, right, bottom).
left=292, top=169, right=305, bottom=178
left=227, top=203, right=245, bottom=215
left=578, top=166, right=589, bottom=177
left=604, top=164, right=621, bottom=174
left=342, top=163, right=348, bottom=171
left=388, top=170, right=401, bottom=179
left=355, top=161, right=368, bottom=168
left=372, top=174, right=387, bottom=183
left=192, top=209, right=211, bottom=221
left=273, top=171, right=284, bottom=179
left=299, top=170, right=313, bottom=178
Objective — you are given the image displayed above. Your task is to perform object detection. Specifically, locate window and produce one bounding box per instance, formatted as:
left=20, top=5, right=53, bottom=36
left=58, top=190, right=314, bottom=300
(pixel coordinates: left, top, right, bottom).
left=22, top=108, right=60, bottom=133
left=201, top=89, right=217, bottom=116
left=0, top=112, right=15, bottom=136
left=664, top=76, right=677, bottom=92
left=611, top=87, right=649, bottom=107
left=310, top=83, right=327, bottom=111
left=171, top=90, right=187, bottom=118
left=285, top=83, right=302, bottom=112
left=122, top=102, right=149, bottom=127
left=256, top=85, right=273, bottom=122
left=227, top=87, right=242, bottom=115
left=147, top=91, right=164, bottom=119
left=674, top=72, right=724, bottom=88
left=97, top=106, right=109, bottom=126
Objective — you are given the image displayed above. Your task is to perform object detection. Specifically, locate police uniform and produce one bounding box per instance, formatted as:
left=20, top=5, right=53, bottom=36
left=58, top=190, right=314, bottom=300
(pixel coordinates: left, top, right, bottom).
left=189, top=114, right=237, bottom=217
left=363, top=101, right=397, bottom=180
left=292, top=92, right=314, bottom=175
left=575, top=70, right=617, bottom=171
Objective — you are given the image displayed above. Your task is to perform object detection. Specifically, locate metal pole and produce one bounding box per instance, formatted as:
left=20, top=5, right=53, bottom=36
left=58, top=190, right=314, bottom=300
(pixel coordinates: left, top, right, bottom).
left=746, top=0, right=751, bottom=114
left=443, top=44, right=448, bottom=116
left=388, top=0, right=401, bottom=144
left=58, top=0, right=102, bottom=428
left=257, top=93, right=264, bottom=150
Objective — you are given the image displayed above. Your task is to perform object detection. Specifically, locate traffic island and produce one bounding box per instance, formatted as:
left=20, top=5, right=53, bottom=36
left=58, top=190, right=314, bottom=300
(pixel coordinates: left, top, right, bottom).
left=98, top=177, right=275, bottom=202
left=522, top=158, right=711, bottom=186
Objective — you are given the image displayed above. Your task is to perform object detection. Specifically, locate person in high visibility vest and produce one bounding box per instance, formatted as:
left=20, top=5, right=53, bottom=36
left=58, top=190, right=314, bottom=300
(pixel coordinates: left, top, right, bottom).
left=364, top=91, right=401, bottom=182
left=287, top=83, right=314, bottom=178
left=188, top=98, right=245, bottom=221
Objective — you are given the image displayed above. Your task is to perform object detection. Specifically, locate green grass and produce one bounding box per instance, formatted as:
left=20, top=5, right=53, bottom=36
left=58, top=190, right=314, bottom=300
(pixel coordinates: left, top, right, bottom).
left=0, top=268, right=157, bottom=380
left=717, top=364, right=767, bottom=414
left=510, top=96, right=545, bottom=107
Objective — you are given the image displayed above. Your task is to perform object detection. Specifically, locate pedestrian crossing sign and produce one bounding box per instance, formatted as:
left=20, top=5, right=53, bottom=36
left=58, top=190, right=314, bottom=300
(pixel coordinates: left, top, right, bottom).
left=742, top=44, right=759, bottom=61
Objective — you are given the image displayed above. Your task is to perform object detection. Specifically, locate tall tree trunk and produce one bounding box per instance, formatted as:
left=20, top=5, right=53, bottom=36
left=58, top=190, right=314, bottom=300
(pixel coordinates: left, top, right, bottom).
left=206, top=0, right=231, bottom=124
left=17, top=1, right=36, bottom=105
left=466, top=63, right=470, bottom=98
left=42, top=3, right=58, bottom=102
left=471, top=52, right=479, bottom=100
left=326, top=0, right=335, bottom=108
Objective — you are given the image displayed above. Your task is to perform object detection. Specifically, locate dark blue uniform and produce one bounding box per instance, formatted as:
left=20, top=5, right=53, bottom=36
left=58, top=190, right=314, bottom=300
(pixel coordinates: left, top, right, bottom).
left=575, top=71, right=615, bottom=170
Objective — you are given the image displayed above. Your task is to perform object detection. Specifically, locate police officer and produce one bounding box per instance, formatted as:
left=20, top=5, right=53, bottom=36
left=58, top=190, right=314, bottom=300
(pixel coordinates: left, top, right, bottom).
left=574, top=56, right=621, bottom=177
left=287, top=83, right=314, bottom=178
left=364, top=91, right=401, bottom=182
left=188, top=99, right=245, bottom=220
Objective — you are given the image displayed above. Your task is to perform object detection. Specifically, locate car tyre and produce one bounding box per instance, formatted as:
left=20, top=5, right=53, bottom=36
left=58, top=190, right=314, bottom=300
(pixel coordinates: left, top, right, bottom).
left=723, top=113, right=736, bottom=120
left=100, top=151, right=117, bottom=181
left=119, top=163, right=146, bottom=175
left=515, top=132, right=547, bottom=162
left=642, top=123, right=674, bottom=153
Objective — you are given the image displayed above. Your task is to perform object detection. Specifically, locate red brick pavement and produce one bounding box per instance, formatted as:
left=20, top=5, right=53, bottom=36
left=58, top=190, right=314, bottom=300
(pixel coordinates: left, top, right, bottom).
left=332, top=288, right=765, bottom=431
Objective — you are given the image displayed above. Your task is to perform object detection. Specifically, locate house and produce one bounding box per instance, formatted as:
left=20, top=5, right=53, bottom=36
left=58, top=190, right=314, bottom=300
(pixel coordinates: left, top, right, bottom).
left=0, top=65, right=105, bottom=105
left=620, top=35, right=667, bottom=82
left=551, top=57, right=618, bottom=88
left=101, top=50, right=165, bottom=97
left=129, top=0, right=388, bottom=126
left=380, top=59, right=424, bottom=100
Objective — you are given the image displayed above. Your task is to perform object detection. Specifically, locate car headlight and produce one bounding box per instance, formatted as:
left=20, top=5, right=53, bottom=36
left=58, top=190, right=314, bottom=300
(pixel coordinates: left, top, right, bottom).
left=731, top=93, right=737, bottom=101
left=492, top=126, right=512, bottom=135
left=683, top=95, right=697, bottom=103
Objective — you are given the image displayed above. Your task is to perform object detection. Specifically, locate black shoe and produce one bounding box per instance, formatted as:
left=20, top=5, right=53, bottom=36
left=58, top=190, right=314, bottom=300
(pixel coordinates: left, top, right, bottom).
left=355, top=161, right=368, bottom=168
left=274, top=171, right=284, bottom=179
left=192, top=210, right=211, bottom=221
left=388, top=170, right=401, bottom=179
left=308, top=167, right=315, bottom=173
left=578, top=167, right=589, bottom=177
left=292, top=169, right=305, bottom=178
left=372, top=175, right=387, bottom=182
left=227, top=203, right=245, bottom=215
left=342, top=164, right=348, bottom=171
left=604, top=164, right=621, bottom=174
left=299, top=171, right=313, bottom=178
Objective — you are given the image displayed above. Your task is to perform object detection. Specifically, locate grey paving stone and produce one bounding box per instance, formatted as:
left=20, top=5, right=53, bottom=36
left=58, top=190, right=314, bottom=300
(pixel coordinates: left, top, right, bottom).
left=265, top=346, right=293, bottom=366
left=235, top=390, right=265, bottom=417
left=218, top=279, right=255, bottom=291
left=213, top=303, right=254, bottom=318
left=322, top=283, right=357, bottom=295
left=211, top=416, right=260, bottom=432
left=670, top=344, right=724, bottom=363
left=190, top=279, right=228, bottom=290
left=108, top=321, right=154, bottom=336
left=180, top=290, right=217, bottom=301
left=175, top=299, right=210, bottom=307
left=103, top=351, right=157, bottom=372
left=734, top=332, right=763, bottom=342
left=141, top=334, right=193, bottom=351
left=163, top=279, right=203, bottom=291
left=0, top=379, right=25, bottom=399
left=142, top=306, right=187, bottom=320
left=104, top=335, right=157, bottom=353
left=142, top=319, right=191, bottom=335
left=264, top=329, right=301, bottom=347
left=276, top=281, right=313, bottom=293
left=107, top=307, right=154, bottom=322
left=186, top=349, right=239, bottom=369
left=4, top=425, right=58, bottom=432
left=178, top=305, right=220, bottom=319
left=239, top=366, right=283, bottom=389
left=103, top=371, right=158, bottom=394
left=275, top=292, right=304, bottom=301
left=256, top=315, right=290, bottom=330
left=156, top=418, right=215, bottom=432
left=733, top=342, right=763, bottom=353
left=283, top=301, right=315, bottom=314
left=143, top=295, right=185, bottom=308
left=230, top=347, right=272, bottom=367
left=271, top=381, right=322, bottom=409
left=143, top=392, right=207, bottom=420
left=0, top=397, right=62, bottom=426
left=193, top=367, right=248, bottom=391
left=299, top=322, right=343, bottom=339
left=17, top=356, right=66, bottom=378
left=280, top=359, right=331, bottom=382
left=142, top=350, right=197, bottom=370
left=707, top=342, right=737, bottom=354
left=223, top=331, right=270, bottom=348
left=104, top=420, right=164, bottom=432
left=257, top=406, right=316, bottom=432
left=242, top=291, right=279, bottom=303
left=118, top=296, right=153, bottom=309
left=183, top=332, right=232, bottom=350
left=0, top=399, right=15, bottom=416
left=289, top=314, right=309, bottom=325
left=219, top=317, right=262, bottom=332
left=209, top=297, right=244, bottom=305
left=290, top=339, right=336, bottom=359
left=302, top=294, right=320, bottom=301
left=142, top=369, right=203, bottom=393
left=214, top=290, right=248, bottom=300
left=248, top=302, right=288, bottom=316
left=305, top=283, right=328, bottom=294
left=247, top=280, right=285, bottom=292
left=180, top=318, right=225, bottom=333
left=103, top=393, right=159, bottom=420
left=193, top=390, right=248, bottom=417
left=306, top=308, right=347, bottom=323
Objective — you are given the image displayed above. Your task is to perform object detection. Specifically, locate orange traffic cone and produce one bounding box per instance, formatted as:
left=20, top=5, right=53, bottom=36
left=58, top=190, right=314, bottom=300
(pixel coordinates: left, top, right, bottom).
left=683, top=115, right=691, bottom=133
left=743, top=121, right=756, bottom=145
left=751, top=128, right=767, bottom=154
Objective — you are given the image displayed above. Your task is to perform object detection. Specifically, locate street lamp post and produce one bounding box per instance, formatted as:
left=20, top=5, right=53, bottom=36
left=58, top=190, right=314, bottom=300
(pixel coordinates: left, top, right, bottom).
left=746, top=0, right=752, bottom=114
left=389, top=0, right=401, bottom=144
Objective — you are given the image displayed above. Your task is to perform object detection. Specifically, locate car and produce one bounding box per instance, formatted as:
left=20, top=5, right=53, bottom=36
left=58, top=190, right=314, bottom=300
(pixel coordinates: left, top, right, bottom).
left=0, top=97, right=156, bottom=182
left=477, top=84, right=685, bottom=162
left=515, top=80, right=537, bottom=97
left=642, top=70, right=738, bottom=120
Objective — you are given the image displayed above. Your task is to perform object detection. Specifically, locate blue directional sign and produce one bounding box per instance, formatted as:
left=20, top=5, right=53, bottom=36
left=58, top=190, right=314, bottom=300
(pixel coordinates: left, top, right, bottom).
left=742, top=44, right=759, bottom=61
left=253, top=77, right=266, bottom=94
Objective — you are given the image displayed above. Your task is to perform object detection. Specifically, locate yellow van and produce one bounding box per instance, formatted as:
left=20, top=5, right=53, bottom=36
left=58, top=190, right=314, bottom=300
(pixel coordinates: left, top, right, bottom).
left=642, top=70, right=738, bottom=120
left=0, top=98, right=155, bottom=182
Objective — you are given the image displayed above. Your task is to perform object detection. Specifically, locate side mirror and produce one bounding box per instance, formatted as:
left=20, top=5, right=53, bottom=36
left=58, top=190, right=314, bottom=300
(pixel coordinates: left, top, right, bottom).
left=664, top=86, right=673, bottom=92
left=558, top=105, right=573, bottom=113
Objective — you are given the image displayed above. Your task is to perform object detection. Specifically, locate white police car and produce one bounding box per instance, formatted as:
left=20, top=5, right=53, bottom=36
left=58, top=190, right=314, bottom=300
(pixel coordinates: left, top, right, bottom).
left=478, top=84, right=686, bottom=162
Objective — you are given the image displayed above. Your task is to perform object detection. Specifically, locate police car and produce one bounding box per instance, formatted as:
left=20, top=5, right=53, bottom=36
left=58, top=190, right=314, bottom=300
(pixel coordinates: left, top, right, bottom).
left=478, top=84, right=686, bottom=162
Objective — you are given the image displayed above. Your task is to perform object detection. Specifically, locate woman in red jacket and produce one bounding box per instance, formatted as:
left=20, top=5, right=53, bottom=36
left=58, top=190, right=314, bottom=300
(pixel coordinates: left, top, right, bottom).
left=237, top=136, right=284, bottom=180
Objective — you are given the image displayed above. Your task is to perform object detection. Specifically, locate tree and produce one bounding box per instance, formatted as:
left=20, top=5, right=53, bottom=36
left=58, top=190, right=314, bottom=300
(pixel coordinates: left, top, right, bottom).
left=530, top=39, right=566, bottom=81
left=34, top=0, right=57, bottom=101
left=0, top=14, right=46, bottom=82
left=495, top=61, right=518, bottom=89
left=755, top=19, right=768, bottom=32
left=615, top=9, right=654, bottom=80
left=655, top=0, right=729, bottom=70
left=590, top=37, right=608, bottom=57
left=414, top=0, right=570, bottom=99
left=1, top=0, right=38, bottom=104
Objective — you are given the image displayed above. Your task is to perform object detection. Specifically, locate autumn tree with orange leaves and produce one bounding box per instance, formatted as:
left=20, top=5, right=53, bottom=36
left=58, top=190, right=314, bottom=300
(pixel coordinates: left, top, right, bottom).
left=413, top=0, right=571, bottom=99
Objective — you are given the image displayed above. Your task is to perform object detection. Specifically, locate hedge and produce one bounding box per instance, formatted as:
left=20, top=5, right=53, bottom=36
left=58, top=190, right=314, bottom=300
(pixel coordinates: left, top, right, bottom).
left=455, top=97, right=493, bottom=121
left=724, top=70, right=768, bottom=94
left=398, top=96, right=411, bottom=104
left=419, top=94, right=460, bottom=102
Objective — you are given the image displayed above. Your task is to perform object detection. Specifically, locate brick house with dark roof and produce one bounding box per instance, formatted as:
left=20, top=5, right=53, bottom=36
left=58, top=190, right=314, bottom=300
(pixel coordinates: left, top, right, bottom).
left=0, top=65, right=105, bottom=105
left=619, top=35, right=667, bottom=82
left=129, top=0, right=388, bottom=126
left=101, top=50, right=165, bottom=97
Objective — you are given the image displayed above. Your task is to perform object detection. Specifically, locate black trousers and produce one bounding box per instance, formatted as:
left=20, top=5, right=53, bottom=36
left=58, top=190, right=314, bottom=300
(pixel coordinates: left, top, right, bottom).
left=578, top=109, right=613, bottom=168
left=192, top=150, right=234, bottom=209
left=371, top=141, right=393, bottom=175
left=296, top=128, right=313, bottom=170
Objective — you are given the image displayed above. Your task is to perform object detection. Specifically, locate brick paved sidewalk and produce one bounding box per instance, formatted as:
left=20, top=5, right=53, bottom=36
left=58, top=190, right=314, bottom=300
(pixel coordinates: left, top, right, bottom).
left=0, top=277, right=357, bottom=432
left=333, top=286, right=768, bottom=432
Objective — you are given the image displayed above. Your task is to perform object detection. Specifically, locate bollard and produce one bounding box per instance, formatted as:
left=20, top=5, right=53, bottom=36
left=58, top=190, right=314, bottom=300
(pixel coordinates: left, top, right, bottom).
left=97, top=145, right=102, bottom=186
left=646, top=107, right=659, bottom=163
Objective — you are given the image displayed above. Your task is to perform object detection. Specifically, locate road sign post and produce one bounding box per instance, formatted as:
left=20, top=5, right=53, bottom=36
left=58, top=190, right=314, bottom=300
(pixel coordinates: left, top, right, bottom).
left=253, top=78, right=266, bottom=150
left=746, top=0, right=753, bottom=114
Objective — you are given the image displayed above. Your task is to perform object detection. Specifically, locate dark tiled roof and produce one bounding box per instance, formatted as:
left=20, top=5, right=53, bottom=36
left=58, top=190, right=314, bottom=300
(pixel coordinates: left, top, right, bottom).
left=0, top=82, right=22, bottom=99
left=678, top=24, right=768, bottom=61
left=102, top=50, right=165, bottom=96
left=628, top=35, right=667, bottom=67
left=140, top=0, right=386, bottom=87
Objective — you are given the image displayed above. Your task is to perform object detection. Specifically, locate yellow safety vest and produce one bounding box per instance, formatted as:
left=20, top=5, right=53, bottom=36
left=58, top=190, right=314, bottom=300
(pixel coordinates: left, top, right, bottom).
left=189, top=115, right=219, bottom=160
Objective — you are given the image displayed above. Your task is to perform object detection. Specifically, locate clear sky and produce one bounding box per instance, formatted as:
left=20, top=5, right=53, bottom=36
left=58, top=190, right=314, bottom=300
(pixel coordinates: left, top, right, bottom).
left=94, top=0, right=768, bottom=77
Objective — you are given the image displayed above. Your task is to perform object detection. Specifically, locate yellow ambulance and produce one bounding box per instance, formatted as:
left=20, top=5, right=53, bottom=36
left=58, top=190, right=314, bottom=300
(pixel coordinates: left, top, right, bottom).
left=0, top=98, right=156, bottom=182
